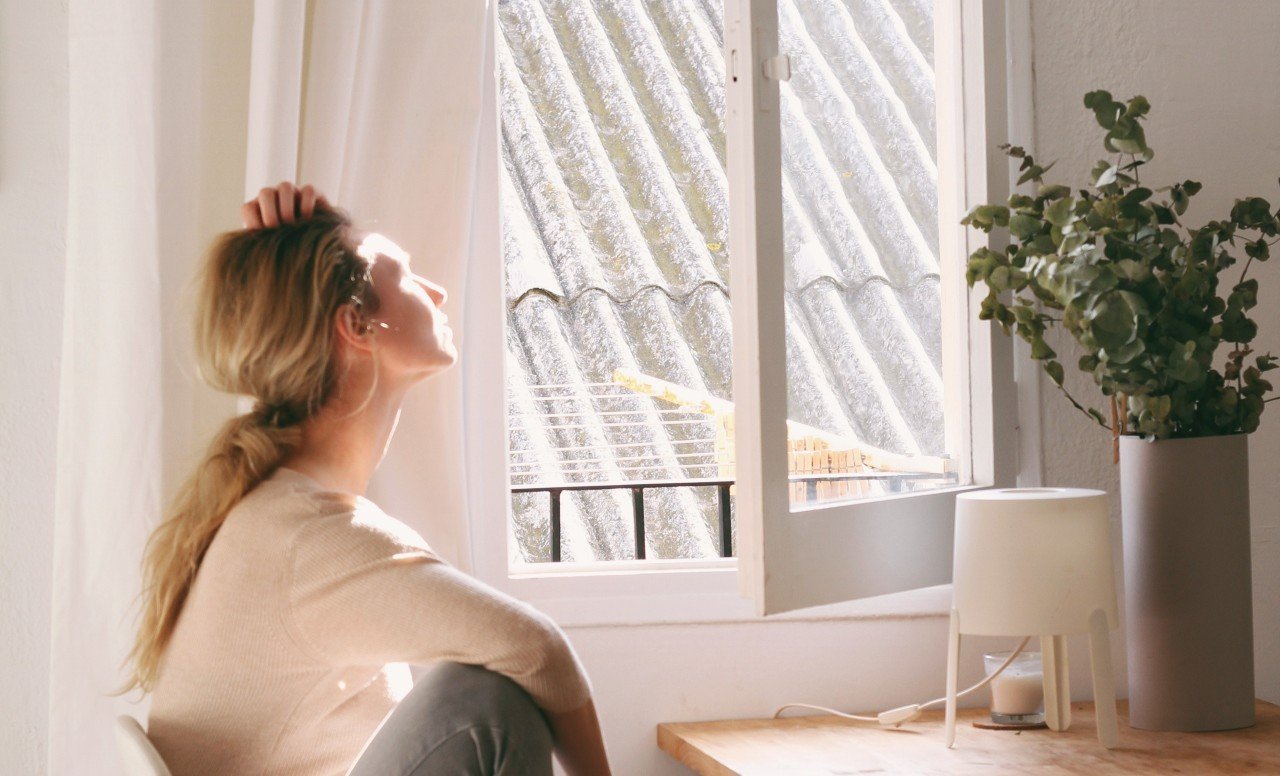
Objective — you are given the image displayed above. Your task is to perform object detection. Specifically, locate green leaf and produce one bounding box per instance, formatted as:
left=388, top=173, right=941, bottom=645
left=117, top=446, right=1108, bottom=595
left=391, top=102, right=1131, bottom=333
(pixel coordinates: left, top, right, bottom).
left=1039, top=184, right=1071, bottom=200
left=1092, top=161, right=1118, bottom=187
left=1045, top=360, right=1065, bottom=386
left=1084, top=90, right=1120, bottom=129
left=1119, top=187, right=1153, bottom=205
left=1124, top=95, right=1151, bottom=119
left=1031, top=338, right=1057, bottom=360
left=1045, top=198, right=1074, bottom=226
left=1009, top=214, right=1042, bottom=240
left=989, top=265, right=1012, bottom=291
left=1172, top=187, right=1190, bottom=215
left=1233, top=278, right=1260, bottom=309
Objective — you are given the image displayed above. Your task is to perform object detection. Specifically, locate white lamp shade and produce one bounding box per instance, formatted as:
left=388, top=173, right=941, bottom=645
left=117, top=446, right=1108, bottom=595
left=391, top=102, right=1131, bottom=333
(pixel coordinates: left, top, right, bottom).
left=953, top=488, right=1118, bottom=636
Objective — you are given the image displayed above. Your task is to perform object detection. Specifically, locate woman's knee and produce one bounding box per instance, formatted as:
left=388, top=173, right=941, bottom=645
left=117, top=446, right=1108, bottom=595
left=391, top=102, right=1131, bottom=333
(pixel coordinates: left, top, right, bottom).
left=351, top=663, right=553, bottom=776
left=418, top=663, right=544, bottom=725
left=419, top=663, right=550, bottom=743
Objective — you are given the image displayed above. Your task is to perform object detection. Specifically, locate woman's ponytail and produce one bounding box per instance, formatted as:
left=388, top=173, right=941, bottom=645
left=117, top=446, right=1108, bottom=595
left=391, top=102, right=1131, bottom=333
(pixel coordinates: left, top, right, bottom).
left=117, top=208, right=376, bottom=695
left=119, top=411, right=298, bottom=694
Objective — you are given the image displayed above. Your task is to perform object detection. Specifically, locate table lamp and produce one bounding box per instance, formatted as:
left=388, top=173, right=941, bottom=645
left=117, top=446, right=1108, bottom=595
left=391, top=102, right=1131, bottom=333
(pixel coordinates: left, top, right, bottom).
left=945, top=487, right=1120, bottom=749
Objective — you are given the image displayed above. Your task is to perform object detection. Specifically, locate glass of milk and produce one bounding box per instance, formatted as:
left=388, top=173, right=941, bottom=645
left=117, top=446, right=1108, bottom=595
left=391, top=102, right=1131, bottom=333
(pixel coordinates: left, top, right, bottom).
left=984, top=650, right=1045, bottom=725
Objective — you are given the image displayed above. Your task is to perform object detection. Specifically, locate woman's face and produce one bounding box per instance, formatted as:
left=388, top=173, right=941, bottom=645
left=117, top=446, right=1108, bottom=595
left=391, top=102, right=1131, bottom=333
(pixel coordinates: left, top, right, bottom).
left=356, top=233, right=457, bottom=379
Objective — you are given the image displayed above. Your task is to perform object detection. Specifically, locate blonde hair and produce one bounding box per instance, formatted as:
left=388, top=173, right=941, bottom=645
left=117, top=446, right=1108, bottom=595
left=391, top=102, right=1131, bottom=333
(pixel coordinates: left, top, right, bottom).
left=117, top=205, right=378, bottom=695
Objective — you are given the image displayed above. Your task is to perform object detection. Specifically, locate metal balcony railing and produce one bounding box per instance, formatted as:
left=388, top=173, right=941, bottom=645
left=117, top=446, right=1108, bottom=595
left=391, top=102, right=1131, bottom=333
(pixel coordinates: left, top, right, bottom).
left=512, top=469, right=957, bottom=562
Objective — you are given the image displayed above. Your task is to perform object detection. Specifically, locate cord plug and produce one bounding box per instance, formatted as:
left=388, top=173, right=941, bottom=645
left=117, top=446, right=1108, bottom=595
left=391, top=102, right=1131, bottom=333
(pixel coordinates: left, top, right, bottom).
left=877, top=704, right=922, bottom=727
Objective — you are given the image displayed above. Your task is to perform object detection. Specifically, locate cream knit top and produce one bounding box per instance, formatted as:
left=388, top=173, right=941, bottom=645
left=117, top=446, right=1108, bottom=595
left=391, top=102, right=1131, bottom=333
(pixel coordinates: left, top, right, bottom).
left=147, top=467, right=592, bottom=776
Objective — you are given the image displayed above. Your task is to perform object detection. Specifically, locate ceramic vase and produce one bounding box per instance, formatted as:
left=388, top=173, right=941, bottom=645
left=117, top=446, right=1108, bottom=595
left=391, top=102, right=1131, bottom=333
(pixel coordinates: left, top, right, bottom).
left=1119, top=433, right=1255, bottom=731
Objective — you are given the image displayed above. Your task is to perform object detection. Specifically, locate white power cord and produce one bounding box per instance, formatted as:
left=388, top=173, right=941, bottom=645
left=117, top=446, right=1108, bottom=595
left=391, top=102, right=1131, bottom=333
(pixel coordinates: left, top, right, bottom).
left=772, top=636, right=1032, bottom=728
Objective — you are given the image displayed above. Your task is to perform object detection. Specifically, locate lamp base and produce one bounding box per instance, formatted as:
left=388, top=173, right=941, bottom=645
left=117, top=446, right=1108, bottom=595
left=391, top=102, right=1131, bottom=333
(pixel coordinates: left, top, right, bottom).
left=973, top=719, right=1049, bottom=731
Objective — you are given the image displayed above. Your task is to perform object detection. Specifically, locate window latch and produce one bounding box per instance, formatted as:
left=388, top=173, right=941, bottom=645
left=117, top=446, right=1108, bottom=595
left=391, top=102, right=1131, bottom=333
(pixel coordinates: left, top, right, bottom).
left=762, top=54, right=791, bottom=82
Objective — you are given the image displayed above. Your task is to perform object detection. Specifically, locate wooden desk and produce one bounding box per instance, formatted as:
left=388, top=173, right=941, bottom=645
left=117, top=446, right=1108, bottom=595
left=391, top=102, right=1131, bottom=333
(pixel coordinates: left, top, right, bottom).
left=658, top=700, right=1280, bottom=775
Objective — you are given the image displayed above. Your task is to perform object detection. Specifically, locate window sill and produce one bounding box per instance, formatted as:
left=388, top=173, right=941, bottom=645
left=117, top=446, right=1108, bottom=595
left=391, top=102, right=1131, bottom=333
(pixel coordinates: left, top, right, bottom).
left=504, top=561, right=953, bottom=629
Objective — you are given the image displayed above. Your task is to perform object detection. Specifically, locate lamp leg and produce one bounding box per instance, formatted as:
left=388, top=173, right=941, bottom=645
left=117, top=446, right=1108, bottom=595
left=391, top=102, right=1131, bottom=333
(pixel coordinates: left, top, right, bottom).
left=1088, top=609, right=1119, bottom=749
left=945, top=609, right=960, bottom=748
left=1041, top=634, right=1071, bottom=731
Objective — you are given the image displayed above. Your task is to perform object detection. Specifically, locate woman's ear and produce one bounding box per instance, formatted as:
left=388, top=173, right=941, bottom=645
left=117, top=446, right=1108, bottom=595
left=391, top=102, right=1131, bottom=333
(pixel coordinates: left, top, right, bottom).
left=333, top=303, right=375, bottom=355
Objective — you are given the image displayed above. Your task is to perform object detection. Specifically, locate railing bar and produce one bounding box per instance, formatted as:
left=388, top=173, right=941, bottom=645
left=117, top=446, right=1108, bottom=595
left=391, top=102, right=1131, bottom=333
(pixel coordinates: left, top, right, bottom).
left=512, top=476, right=736, bottom=493
left=504, top=471, right=957, bottom=484
left=509, top=381, right=621, bottom=390
left=509, top=466, right=732, bottom=476
left=508, top=419, right=714, bottom=431
left=509, top=438, right=717, bottom=454
left=549, top=489, right=562, bottom=563
left=718, top=483, right=733, bottom=558
left=508, top=393, right=666, bottom=402
left=508, top=451, right=721, bottom=467
left=632, top=487, right=646, bottom=560
left=509, top=473, right=962, bottom=491
left=510, top=408, right=712, bottom=419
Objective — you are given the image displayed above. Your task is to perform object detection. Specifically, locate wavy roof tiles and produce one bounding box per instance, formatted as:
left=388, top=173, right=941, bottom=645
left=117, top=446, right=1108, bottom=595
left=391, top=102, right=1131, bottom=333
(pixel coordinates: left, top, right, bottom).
left=500, top=0, right=942, bottom=562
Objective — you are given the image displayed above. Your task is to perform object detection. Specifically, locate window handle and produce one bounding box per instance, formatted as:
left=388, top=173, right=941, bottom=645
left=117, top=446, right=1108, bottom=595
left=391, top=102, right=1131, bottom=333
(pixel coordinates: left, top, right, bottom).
left=763, top=54, right=791, bottom=82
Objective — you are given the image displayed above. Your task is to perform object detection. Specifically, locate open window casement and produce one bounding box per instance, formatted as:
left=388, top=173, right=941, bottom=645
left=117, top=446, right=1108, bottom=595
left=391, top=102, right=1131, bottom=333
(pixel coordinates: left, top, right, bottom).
left=726, top=0, right=1018, bottom=616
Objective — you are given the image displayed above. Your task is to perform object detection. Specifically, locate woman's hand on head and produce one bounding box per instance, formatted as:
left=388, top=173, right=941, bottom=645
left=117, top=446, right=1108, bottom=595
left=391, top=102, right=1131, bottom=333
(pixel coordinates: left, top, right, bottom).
left=241, top=182, right=329, bottom=229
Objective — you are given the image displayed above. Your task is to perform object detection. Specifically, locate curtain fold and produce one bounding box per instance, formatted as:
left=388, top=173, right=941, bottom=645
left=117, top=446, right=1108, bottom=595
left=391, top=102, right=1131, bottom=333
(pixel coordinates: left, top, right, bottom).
left=49, top=0, right=164, bottom=771
left=245, top=0, right=494, bottom=568
left=244, top=0, right=307, bottom=191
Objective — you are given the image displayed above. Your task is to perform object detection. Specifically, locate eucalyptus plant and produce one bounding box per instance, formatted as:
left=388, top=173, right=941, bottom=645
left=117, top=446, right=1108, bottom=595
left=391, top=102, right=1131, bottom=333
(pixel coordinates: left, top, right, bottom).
left=962, top=90, right=1277, bottom=441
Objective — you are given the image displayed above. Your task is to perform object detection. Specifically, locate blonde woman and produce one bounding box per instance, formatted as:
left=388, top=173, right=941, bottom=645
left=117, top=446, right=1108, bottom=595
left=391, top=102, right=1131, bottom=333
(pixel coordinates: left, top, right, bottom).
left=121, top=183, right=611, bottom=775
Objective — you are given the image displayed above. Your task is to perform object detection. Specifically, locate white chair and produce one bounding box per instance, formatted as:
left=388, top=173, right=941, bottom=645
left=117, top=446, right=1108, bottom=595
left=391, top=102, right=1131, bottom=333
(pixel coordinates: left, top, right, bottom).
left=115, top=715, right=172, bottom=776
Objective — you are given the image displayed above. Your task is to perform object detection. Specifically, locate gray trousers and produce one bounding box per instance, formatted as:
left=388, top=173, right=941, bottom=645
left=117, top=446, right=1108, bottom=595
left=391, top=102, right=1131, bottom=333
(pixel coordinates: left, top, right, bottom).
left=348, top=662, right=554, bottom=776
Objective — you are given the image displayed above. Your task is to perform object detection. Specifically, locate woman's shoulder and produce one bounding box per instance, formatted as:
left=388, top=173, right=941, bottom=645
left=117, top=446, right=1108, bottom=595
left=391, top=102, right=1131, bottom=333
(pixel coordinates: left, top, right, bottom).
left=262, top=468, right=436, bottom=567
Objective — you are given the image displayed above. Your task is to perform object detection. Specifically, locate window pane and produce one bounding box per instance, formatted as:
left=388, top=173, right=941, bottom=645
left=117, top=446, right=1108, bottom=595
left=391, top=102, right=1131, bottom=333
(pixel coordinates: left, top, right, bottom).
left=777, top=0, right=958, bottom=508
left=499, top=0, right=731, bottom=562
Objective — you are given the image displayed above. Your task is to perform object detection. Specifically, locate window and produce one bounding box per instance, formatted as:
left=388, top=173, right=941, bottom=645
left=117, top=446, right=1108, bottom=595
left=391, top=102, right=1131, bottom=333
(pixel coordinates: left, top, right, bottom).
left=465, top=0, right=1015, bottom=623
left=499, top=0, right=733, bottom=564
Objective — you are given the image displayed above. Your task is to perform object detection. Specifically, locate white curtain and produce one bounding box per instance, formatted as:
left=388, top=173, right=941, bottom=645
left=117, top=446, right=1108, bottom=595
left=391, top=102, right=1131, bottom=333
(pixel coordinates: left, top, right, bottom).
left=46, top=1, right=493, bottom=772
left=245, top=0, right=495, bottom=570
left=49, top=0, right=164, bottom=771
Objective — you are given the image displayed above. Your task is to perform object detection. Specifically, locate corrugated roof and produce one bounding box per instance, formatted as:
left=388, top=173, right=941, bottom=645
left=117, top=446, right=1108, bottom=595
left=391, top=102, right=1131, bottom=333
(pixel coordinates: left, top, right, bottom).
left=500, top=0, right=944, bottom=562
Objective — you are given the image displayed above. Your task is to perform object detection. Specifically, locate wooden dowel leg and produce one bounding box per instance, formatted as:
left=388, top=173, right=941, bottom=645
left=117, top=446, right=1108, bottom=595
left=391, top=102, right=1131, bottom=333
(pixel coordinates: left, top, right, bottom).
left=1053, top=635, right=1071, bottom=730
left=1088, top=609, right=1120, bottom=749
left=1041, top=635, right=1071, bottom=731
left=945, top=609, right=961, bottom=748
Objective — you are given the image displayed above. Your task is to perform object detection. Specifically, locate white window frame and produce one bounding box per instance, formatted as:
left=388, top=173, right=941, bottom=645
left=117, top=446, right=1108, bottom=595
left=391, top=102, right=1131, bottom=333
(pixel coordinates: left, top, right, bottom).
left=463, top=0, right=1021, bottom=627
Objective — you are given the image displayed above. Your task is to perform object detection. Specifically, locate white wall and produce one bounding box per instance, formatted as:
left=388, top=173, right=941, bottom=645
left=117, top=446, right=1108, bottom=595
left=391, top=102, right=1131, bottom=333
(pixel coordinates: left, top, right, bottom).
left=0, top=2, right=67, bottom=773
left=2, top=2, right=1276, bottom=774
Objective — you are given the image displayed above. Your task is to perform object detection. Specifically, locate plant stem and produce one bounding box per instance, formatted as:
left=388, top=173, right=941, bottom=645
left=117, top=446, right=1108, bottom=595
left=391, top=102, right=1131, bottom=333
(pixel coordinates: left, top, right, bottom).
left=1239, top=255, right=1256, bottom=285
left=1110, top=395, right=1120, bottom=464
left=1056, top=382, right=1113, bottom=433
left=1119, top=392, right=1128, bottom=435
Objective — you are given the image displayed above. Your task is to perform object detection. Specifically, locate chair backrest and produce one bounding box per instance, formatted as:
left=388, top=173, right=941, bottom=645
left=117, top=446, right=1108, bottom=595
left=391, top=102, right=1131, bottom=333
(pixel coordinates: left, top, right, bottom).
left=114, top=716, right=173, bottom=776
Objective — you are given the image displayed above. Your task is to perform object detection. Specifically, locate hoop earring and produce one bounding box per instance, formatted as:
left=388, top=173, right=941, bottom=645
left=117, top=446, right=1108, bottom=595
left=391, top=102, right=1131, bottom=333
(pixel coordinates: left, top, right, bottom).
left=365, top=318, right=398, bottom=333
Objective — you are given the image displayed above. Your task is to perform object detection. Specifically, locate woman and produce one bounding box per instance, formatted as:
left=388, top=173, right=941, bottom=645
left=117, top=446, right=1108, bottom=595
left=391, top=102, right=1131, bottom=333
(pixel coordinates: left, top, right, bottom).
left=120, top=183, right=612, bottom=775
